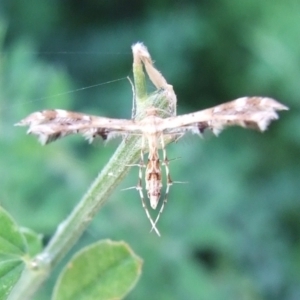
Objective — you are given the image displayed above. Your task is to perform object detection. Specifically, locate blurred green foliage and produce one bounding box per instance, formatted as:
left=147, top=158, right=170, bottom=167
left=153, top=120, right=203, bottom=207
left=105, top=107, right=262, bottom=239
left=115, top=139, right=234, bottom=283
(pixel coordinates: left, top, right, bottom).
left=1, top=1, right=299, bottom=299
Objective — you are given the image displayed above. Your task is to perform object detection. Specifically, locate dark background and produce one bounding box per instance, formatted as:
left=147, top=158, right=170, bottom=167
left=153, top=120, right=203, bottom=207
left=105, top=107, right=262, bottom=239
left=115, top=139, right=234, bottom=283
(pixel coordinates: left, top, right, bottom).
left=1, top=1, right=299, bottom=299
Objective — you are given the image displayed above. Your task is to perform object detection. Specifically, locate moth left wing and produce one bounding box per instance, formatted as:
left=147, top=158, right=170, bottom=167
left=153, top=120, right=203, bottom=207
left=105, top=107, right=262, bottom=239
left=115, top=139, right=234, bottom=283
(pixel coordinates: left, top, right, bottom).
left=159, top=97, right=288, bottom=135
left=15, top=109, right=141, bottom=145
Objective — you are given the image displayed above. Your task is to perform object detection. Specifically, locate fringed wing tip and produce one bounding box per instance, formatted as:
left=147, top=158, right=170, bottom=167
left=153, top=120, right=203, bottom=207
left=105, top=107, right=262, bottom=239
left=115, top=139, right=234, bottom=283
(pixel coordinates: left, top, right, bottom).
left=256, top=103, right=287, bottom=131
left=270, top=100, right=289, bottom=111
left=26, top=129, right=52, bottom=145
left=15, top=119, right=28, bottom=126
left=281, top=104, right=289, bottom=111
left=212, top=128, right=222, bottom=136
left=37, top=135, right=49, bottom=146
left=257, top=116, right=278, bottom=132
left=14, top=111, right=48, bottom=127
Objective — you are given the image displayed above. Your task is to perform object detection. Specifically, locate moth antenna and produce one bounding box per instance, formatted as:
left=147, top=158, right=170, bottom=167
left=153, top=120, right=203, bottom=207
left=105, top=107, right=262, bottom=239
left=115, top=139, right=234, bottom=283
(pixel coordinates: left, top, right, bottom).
left=122, top=138, right=161, bottom=235
left=150, top=156, right=186, bottom=232
left=137, top=184, right=160, bottom=236
left=149, top=135, right=173, bottom=232
left=138, top=135, right=161, bottom=235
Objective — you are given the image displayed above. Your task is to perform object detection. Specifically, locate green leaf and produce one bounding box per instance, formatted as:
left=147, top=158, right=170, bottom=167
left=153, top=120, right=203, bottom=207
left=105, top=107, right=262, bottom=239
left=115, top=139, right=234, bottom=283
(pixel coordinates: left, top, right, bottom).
left=0, top=208, right=27, bottom=256
left=20, top=227, right=43, bottom=257
left=52, top=240, right=143, bottom=300
left=0, top=257, right=24, bottom=300
left=0, top=207, right=27, bottom=299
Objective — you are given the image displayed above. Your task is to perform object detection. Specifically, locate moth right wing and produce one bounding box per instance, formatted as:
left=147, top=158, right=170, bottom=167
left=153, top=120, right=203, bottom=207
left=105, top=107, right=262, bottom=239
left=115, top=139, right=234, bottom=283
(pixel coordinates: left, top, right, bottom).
left=15, top=109, right=141, bottom=145
left=159, top=97, right=288, bottom=136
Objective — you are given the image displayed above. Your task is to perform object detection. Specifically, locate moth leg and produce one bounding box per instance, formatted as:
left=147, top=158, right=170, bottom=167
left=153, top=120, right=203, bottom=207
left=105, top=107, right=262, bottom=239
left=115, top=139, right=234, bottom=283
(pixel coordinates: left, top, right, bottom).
left=150, top=135, right=173, bottom=232
left=137, top=135, right=160, bottom=236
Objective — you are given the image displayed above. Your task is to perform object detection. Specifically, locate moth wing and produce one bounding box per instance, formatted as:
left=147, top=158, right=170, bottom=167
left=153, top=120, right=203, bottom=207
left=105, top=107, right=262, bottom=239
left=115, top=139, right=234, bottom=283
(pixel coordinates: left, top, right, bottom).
left=160, top=97, right=288, bottom=136
left=16, top=109, right=141, bottom=145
